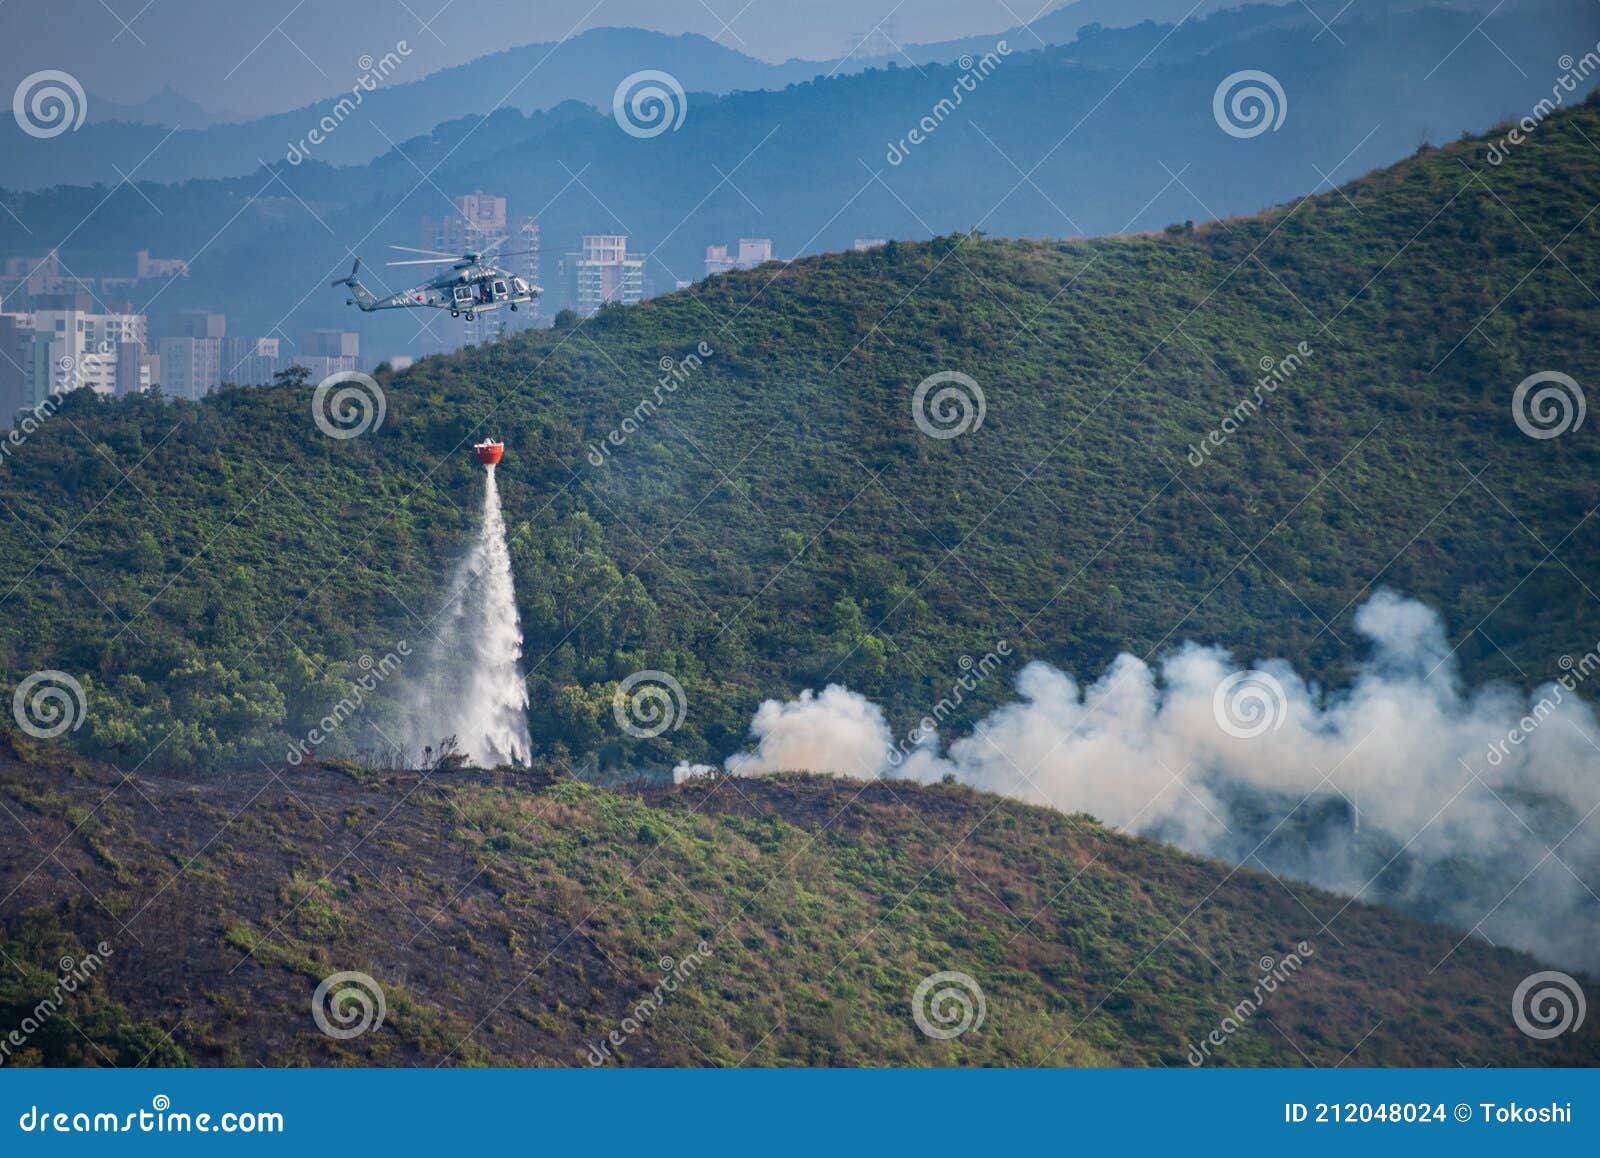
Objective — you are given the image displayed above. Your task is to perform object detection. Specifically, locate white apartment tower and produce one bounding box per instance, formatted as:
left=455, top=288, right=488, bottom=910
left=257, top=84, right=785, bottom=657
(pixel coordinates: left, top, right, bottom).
left=7, top=295, right=148, bottom=405
left=568, top=234, right=644, bottom=316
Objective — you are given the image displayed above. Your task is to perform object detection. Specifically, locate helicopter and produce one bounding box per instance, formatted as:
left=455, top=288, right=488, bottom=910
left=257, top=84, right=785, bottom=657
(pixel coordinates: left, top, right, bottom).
left=332, top=242, right=541, bottom=321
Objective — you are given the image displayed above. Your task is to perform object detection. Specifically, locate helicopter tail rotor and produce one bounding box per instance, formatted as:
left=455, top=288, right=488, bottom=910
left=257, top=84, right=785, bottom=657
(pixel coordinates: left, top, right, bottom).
left=332, top=258, right=379, bottom=310
left=332, top=257, right=363, bottom=287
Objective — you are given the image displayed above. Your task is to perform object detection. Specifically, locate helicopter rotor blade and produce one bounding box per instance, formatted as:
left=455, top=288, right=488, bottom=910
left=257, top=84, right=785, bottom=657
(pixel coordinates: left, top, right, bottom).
left=485, top=248, right=538, bottom=260
left=387, top=244, right=460, bottom=257
left=387, top=258, right=463, bottom=266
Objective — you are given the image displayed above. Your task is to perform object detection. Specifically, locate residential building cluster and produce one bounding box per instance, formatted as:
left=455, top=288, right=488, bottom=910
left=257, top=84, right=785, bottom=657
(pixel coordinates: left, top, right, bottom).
left=0, top=218, right=827, bottom=424
left=0, top=293, right=152, bottom=413
left=552, top=234, right=781, bottom=317
left=0, top=248, right=189, bottom=304
left=705, top=238, right=774, bottom=277
left=0, top=291, right=362, bottom=418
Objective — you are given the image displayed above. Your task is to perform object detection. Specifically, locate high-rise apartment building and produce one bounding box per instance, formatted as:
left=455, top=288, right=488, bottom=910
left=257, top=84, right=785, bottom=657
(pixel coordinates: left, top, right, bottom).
left=566, top=235, right=644, bottom=317
left=115, top=340, right=158, bottom=396
left=303, top=330, right=359, bottom=360
left=171, top=310, right=226, bottom=339
left=0, top=314, right=30, bottom=417
left=224, top=337, right=281, bottom=387
left=4, top=295, right=149, bottom=405
left=158, top=311, right=226, bottom=399
left=158, top=337, right=221, bottom=400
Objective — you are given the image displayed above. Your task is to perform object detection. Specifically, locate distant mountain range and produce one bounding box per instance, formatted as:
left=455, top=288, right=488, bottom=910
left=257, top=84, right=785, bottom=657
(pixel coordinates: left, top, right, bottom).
left=84, top=86, right=243, bottom=130
left=0, top=0, right=1589, bottom=348
left=882, top=0, right=1510, bottom=63
left=4, top=2, right=1324, bottom=190
left=5, top=28, right=838, bottom=189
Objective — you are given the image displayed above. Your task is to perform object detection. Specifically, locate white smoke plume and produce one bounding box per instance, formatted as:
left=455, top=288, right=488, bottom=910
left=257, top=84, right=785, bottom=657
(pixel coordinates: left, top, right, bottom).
left=724, top=686, right=894, bottom=780
left=720, top=592, right=1600, bottom=971
left=403, top=464, right=531, bottom=766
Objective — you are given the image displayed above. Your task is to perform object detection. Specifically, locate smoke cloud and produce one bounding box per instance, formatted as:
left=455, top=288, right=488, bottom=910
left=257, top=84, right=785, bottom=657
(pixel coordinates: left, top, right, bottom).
left=402, top=464, right=531, bottom=766
left=717, top=592, right=1600, bottom=971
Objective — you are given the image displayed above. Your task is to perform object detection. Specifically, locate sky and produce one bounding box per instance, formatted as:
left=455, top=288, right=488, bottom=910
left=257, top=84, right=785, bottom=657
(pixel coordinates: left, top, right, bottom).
left=0, top=0, right=1044, bottom=116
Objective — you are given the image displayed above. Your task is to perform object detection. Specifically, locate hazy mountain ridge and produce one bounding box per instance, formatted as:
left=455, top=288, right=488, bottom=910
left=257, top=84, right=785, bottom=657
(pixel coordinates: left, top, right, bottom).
left=1, top=0, right=1590, bottom=346
left=5, top=2, right=1305, bottom=189
left=2, top=27, right=871, bottom=190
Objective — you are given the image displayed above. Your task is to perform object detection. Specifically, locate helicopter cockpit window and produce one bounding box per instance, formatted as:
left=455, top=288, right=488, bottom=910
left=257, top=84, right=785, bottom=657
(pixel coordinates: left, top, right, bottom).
left=512, top=278, right=528, bottom=293
left=494, top=281, right=508, bottom=296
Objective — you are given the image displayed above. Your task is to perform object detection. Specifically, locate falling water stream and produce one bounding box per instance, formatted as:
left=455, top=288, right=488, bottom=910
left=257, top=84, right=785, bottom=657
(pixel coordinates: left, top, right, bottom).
left=406, top=463, right=531, bottom=766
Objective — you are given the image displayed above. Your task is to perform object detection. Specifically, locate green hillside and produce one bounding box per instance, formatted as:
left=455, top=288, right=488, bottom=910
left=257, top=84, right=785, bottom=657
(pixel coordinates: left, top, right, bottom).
left=1, top=98, right=1598, bottom=774
left=2, top=736, right=1592, bottom=1066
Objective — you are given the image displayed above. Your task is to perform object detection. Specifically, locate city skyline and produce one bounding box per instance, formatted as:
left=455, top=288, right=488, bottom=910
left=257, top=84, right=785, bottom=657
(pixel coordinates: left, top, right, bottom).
left=0, top=219, right=794, bottom=406
left=0, top=296, right=367, bottom=410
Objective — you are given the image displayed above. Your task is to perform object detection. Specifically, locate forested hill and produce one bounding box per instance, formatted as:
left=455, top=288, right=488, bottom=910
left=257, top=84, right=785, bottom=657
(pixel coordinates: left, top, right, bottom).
left=2, top=740, right=1595, bottom=1066
left=0, top=98, right=1597, bottom=775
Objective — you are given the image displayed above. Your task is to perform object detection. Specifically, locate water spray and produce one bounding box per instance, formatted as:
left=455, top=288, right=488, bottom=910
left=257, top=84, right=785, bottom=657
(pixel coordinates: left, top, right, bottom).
left=403, top=439, right=531, bottom=767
